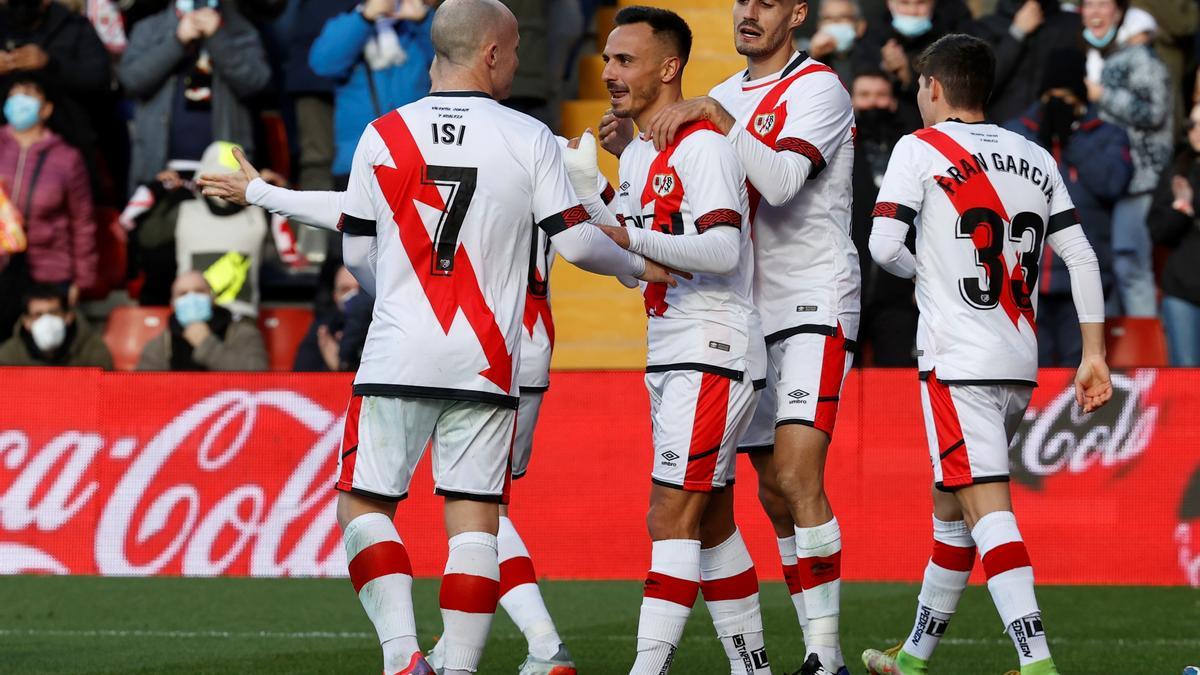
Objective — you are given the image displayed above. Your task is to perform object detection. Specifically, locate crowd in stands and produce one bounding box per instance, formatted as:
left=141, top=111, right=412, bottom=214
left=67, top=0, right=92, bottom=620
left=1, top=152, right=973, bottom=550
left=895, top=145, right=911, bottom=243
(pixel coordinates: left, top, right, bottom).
left=0, top=0, right=1197, bottom=370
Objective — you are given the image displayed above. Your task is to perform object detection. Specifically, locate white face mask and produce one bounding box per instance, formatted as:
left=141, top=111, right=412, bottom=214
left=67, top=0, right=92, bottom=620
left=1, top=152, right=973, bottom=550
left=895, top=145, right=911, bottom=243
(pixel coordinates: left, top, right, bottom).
left=30, top=314, right=66, bottom=352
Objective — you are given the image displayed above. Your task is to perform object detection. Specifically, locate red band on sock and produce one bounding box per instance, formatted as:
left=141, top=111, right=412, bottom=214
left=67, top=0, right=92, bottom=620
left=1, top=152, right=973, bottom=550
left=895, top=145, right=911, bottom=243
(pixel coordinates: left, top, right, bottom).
left=348, top=540, right=412, bottom=593
left=644, top=571, right=699, bottom=607
left=700, top=566, right=759, bottom=602
left=782, top=563, right=803, bottom=595
left=981, top=541, right=1032, bottom=579
left=931, top=541, right=976, bottom=572
left=498, top=556, right=537, bottom=596
left=797, top=551, right=841, bottom=590
left=440, top=573, right=501, bottom=614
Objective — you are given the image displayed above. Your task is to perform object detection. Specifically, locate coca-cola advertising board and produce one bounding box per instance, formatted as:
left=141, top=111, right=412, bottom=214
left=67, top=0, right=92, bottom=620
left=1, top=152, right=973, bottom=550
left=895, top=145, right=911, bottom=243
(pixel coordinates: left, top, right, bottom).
left=0, top=368, right=1194, bottom=585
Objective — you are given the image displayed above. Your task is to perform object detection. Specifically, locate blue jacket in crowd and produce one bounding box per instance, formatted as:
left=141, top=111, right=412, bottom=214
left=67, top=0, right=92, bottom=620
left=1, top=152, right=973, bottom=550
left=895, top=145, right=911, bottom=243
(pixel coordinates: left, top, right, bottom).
left=309, top=10, right=434, bottom=176
left=1006, top=103, right=1131, bottom=297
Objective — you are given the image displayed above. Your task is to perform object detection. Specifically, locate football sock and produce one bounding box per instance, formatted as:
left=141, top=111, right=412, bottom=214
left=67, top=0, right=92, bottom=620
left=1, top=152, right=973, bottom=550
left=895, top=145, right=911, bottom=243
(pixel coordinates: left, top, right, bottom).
left=973, top=511, right=1053, bottom=669
left=776, top=535, right=811, bottom=646
left=439, top=531, right=501, bottom=674
left=632, top=539, right=700, bottom=675
left=899, top=517, right=976, bottom=669
left=497, top=516, right=562, bottom=659
left=795, top=517, right=843, bottom=669
left=343, top=513, right=420, bottom=674
left=700, top=529, right=770, bottom=674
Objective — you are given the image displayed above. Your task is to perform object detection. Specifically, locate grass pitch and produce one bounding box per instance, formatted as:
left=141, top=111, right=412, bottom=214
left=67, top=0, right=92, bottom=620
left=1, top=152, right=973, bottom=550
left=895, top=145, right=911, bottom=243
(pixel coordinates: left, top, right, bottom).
left=0, top=576, right=1196, bottom=673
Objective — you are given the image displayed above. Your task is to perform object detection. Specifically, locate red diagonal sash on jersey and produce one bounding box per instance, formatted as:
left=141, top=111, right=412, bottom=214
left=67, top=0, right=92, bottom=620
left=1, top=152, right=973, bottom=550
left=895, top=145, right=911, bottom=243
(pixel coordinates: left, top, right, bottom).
left=523, top=270, right=554, bottom=348
left=913, top=127, right=1035, bottom=332
left=371, top=111, right=513, bottom=391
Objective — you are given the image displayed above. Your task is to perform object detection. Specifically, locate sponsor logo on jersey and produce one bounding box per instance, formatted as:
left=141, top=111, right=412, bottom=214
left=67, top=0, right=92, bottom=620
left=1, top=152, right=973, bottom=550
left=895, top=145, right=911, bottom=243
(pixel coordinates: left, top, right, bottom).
left=708, top=341, right=730, bottom=352
left=652, top=173, right=676, bottom=197
left=753, top=112, right=776, bottom=137
left=796, top=305, right=818, bottom=312
left=788, top=389, right=809, bottom=402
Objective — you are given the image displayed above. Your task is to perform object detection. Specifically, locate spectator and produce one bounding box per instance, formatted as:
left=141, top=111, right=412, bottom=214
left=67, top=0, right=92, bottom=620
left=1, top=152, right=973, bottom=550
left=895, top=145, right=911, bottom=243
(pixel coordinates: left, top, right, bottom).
left=293, top=265, right=371, bottom=371
left=801, top=0, right=868, bottom=86
left=850, top=70, right=918, bottom=366
left=174, top=141, right=267, bottom=319
left=0, top=283, right=112, bottom=368
left=971, top=0, right=1084, bottom=123
left=0, top=0, right=111, bottom=167
left=1083, top=0, right=1172, bottom=317
left=1149, top=103, right=1200, bottom=365
left=1134, top=0, right=1197, bottom=131
left=1006, top=49, right=1131, bottom=365
left=118, top=0, right=271, bottom=193
left=854, top=0, right=973, bottom=129
left=0, top=76, right=97, bottom=308
left=137, top=269, right=268, bottom=371
left=309, top=0, right=433, bottom=188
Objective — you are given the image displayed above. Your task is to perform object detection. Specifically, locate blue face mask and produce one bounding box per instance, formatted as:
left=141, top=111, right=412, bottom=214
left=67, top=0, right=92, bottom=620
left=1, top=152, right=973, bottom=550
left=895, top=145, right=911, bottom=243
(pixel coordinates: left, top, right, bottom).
left=4, top=94, right=42, bottom=132
left=174, top=292, right=213, bottom=326
left=824, top=22, right=857, bottom=53
left=892, top=13, right=933, bottom=38
left=1083, top=25, right=1117, bottom=48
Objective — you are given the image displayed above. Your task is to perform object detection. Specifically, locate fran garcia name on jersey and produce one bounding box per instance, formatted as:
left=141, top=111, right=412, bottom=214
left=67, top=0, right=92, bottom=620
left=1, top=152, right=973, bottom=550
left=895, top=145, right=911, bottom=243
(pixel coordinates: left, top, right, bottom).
left=933, top=150, right=1054, bottom=204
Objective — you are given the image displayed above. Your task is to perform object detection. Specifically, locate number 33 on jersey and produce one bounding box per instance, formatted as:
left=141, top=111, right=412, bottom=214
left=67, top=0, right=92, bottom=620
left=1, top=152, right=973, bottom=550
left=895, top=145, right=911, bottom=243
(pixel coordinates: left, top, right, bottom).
left=872, top=121, right=1080, bottom=386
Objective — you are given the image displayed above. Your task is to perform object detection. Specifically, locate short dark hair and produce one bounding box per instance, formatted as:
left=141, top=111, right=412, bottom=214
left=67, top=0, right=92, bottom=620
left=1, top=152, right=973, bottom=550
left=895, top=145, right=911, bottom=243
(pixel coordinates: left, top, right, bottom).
left=6, top=72, right=47, bottom=100
left=613, top=6, right=693, bottom=65
left=852, top=67, right=892, bottom=86
left=914, top=34, right=995, bottom=111
left=22, top=283, right=67, bottom=314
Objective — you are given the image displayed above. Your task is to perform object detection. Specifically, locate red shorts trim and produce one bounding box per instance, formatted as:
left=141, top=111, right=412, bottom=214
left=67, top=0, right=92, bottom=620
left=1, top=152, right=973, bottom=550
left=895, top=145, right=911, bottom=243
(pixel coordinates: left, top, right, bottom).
left=925, top=372, right=973, bottom=487
left=682, top=373, right=731, bottom=491
left=336, top=395, right=363, bottom=492
left=812, top=325, right=850, bottom=435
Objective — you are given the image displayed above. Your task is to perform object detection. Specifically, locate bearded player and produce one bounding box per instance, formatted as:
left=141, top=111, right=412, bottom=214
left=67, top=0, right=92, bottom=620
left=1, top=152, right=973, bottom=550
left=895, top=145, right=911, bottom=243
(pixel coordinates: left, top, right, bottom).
left=861, top=35, right=1111, bottom=675
left=601, top=1, right=859, bottom=671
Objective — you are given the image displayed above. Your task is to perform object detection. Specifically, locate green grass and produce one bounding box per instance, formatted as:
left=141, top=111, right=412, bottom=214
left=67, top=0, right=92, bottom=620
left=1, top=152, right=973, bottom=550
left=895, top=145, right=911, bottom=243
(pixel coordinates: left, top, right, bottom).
left=0, top=577, right=1196, bottom=673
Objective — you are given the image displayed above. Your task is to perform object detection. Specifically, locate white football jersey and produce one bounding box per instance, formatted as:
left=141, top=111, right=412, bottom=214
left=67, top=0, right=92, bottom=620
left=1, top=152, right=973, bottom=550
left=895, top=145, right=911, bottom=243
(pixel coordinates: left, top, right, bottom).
left=872, top=120, right=1078, bottom=385
left=709, top=51, right=861, bottom=343
left=340, top=93, right=590, bottom=408
left=614, top=120, right=765, bottom=381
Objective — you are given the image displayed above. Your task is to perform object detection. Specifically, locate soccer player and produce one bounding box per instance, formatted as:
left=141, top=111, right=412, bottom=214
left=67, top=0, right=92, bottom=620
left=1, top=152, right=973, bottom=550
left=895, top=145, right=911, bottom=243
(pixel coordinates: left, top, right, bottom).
left=579, top=7, right=771, bottom=673
left=601, top=1, right=860, bottom=671
left=861, top=34, right=1112, bottom=675
left=199, top=136, right=616, bottom=675
left=202, top=0, right=677, bottom=672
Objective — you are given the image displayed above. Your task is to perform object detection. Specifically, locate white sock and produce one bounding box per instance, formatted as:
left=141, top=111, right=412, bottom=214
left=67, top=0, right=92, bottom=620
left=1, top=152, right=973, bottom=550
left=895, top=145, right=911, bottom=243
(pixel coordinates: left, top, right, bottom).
left=497, top=516, right=561, bottom=659
left=795, top=518, right=843, bottom=669
left=776, top=535, right=810, bottom=648
left=440, top=531, right=500, bottom=673
left=343, top=513, right=419, bottom=673
left=701, top=530, right=770, bottom=674
left=902, top=517, right=976, bottom=663
left=973, top=511, right=1052, bottom=667
left=632, top=539, right=700, bottom=675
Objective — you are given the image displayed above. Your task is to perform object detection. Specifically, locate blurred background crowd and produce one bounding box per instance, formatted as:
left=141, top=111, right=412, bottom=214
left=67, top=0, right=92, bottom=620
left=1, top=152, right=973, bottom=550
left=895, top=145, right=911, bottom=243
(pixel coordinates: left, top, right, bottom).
left=0, top=0, right=1197, bottom=373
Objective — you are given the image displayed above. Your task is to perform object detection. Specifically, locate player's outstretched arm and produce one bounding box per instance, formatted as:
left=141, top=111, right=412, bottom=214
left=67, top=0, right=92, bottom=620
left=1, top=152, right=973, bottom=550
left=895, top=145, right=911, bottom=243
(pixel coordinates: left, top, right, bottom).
left=604, top=223, right=741, bottom=276
left=198, top=147, right=346, bottom=231
left=563, top=131, right=620, bottom=227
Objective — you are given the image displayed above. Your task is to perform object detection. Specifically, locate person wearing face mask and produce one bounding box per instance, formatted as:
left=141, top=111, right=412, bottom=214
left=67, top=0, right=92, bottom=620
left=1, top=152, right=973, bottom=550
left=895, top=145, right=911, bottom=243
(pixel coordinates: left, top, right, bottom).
left=1006, top=49, right=1130, bottom=365
left=136, top=269, right=268, bottom=371
left=971, top=0, right=1084, bottom=123
left=0, top=283, right=111, bottom=368
left=801, top=0, right=867, bottom=86
left=1081, top=0, right=1172, bottom=319
left=0, top=77, right=97, bottom=313
left=293, top=265, right=372, bottom=372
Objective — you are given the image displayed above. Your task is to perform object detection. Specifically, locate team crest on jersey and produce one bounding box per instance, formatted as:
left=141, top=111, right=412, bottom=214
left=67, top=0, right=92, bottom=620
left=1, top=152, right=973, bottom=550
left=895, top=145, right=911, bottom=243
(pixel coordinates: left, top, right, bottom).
left=652, top=173, right=676, bottom=197
left=753, top=112, right=777, bottom=136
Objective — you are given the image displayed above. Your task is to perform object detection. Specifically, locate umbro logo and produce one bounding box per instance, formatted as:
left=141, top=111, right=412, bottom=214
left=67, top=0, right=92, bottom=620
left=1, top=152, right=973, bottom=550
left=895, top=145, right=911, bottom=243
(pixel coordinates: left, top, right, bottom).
left=620, top=181, right=631, bottom=191
left=660, top=450, right=679, bottom=466
left=788, top=389, right=809, bottom=401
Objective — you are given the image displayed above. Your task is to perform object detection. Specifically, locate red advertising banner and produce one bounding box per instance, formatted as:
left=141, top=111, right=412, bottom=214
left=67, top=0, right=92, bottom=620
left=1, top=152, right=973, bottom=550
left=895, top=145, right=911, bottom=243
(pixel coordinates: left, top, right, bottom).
left=0, top=368, right=1194, bottom=585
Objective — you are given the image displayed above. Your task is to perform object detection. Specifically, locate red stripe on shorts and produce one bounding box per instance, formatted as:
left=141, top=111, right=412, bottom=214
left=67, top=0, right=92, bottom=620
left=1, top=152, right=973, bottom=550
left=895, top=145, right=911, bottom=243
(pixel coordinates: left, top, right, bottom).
left=925, top=372, right=972, bottom=486
left=440, top=573, right=501, bottom=614
left=700, top=566, right=759, bottom=601
left=931, top=541, right=976, bottom=572
left=982, top=541, right=1032, bottom=579
left=683, top=373, right=731, bottom=491
left=797, top=550, right=842, bottom=590
left=348, top=540, right=412, bottom=593
left=336, top=396, right=363, bottom=491
left=498, top=556, right=537, bottom=596
left=644, top=571, right=699, bottom=607
left=813, top=324, right=848, bottom=435
left=782, top=563, right=803, bottom=595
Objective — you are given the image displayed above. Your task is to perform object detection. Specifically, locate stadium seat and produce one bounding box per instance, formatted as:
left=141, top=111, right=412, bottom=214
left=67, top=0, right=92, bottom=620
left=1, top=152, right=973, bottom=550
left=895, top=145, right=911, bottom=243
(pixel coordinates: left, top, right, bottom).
left=1105, top=317, right=1169, bottom=368
left=258, top=307, right=314, bottom=372
left=80, top=207, right=127, bottom=302
left=596, top=6, right=733, bottom=55
left=103, top=306, right=172, bottom=371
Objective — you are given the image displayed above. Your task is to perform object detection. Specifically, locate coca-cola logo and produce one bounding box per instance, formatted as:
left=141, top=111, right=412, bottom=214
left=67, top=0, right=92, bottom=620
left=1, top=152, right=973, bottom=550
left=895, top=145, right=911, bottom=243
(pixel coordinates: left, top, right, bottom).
left=1008, top=371, right=1158, bottom=488
left=0, top=390, right=348, bottom=577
